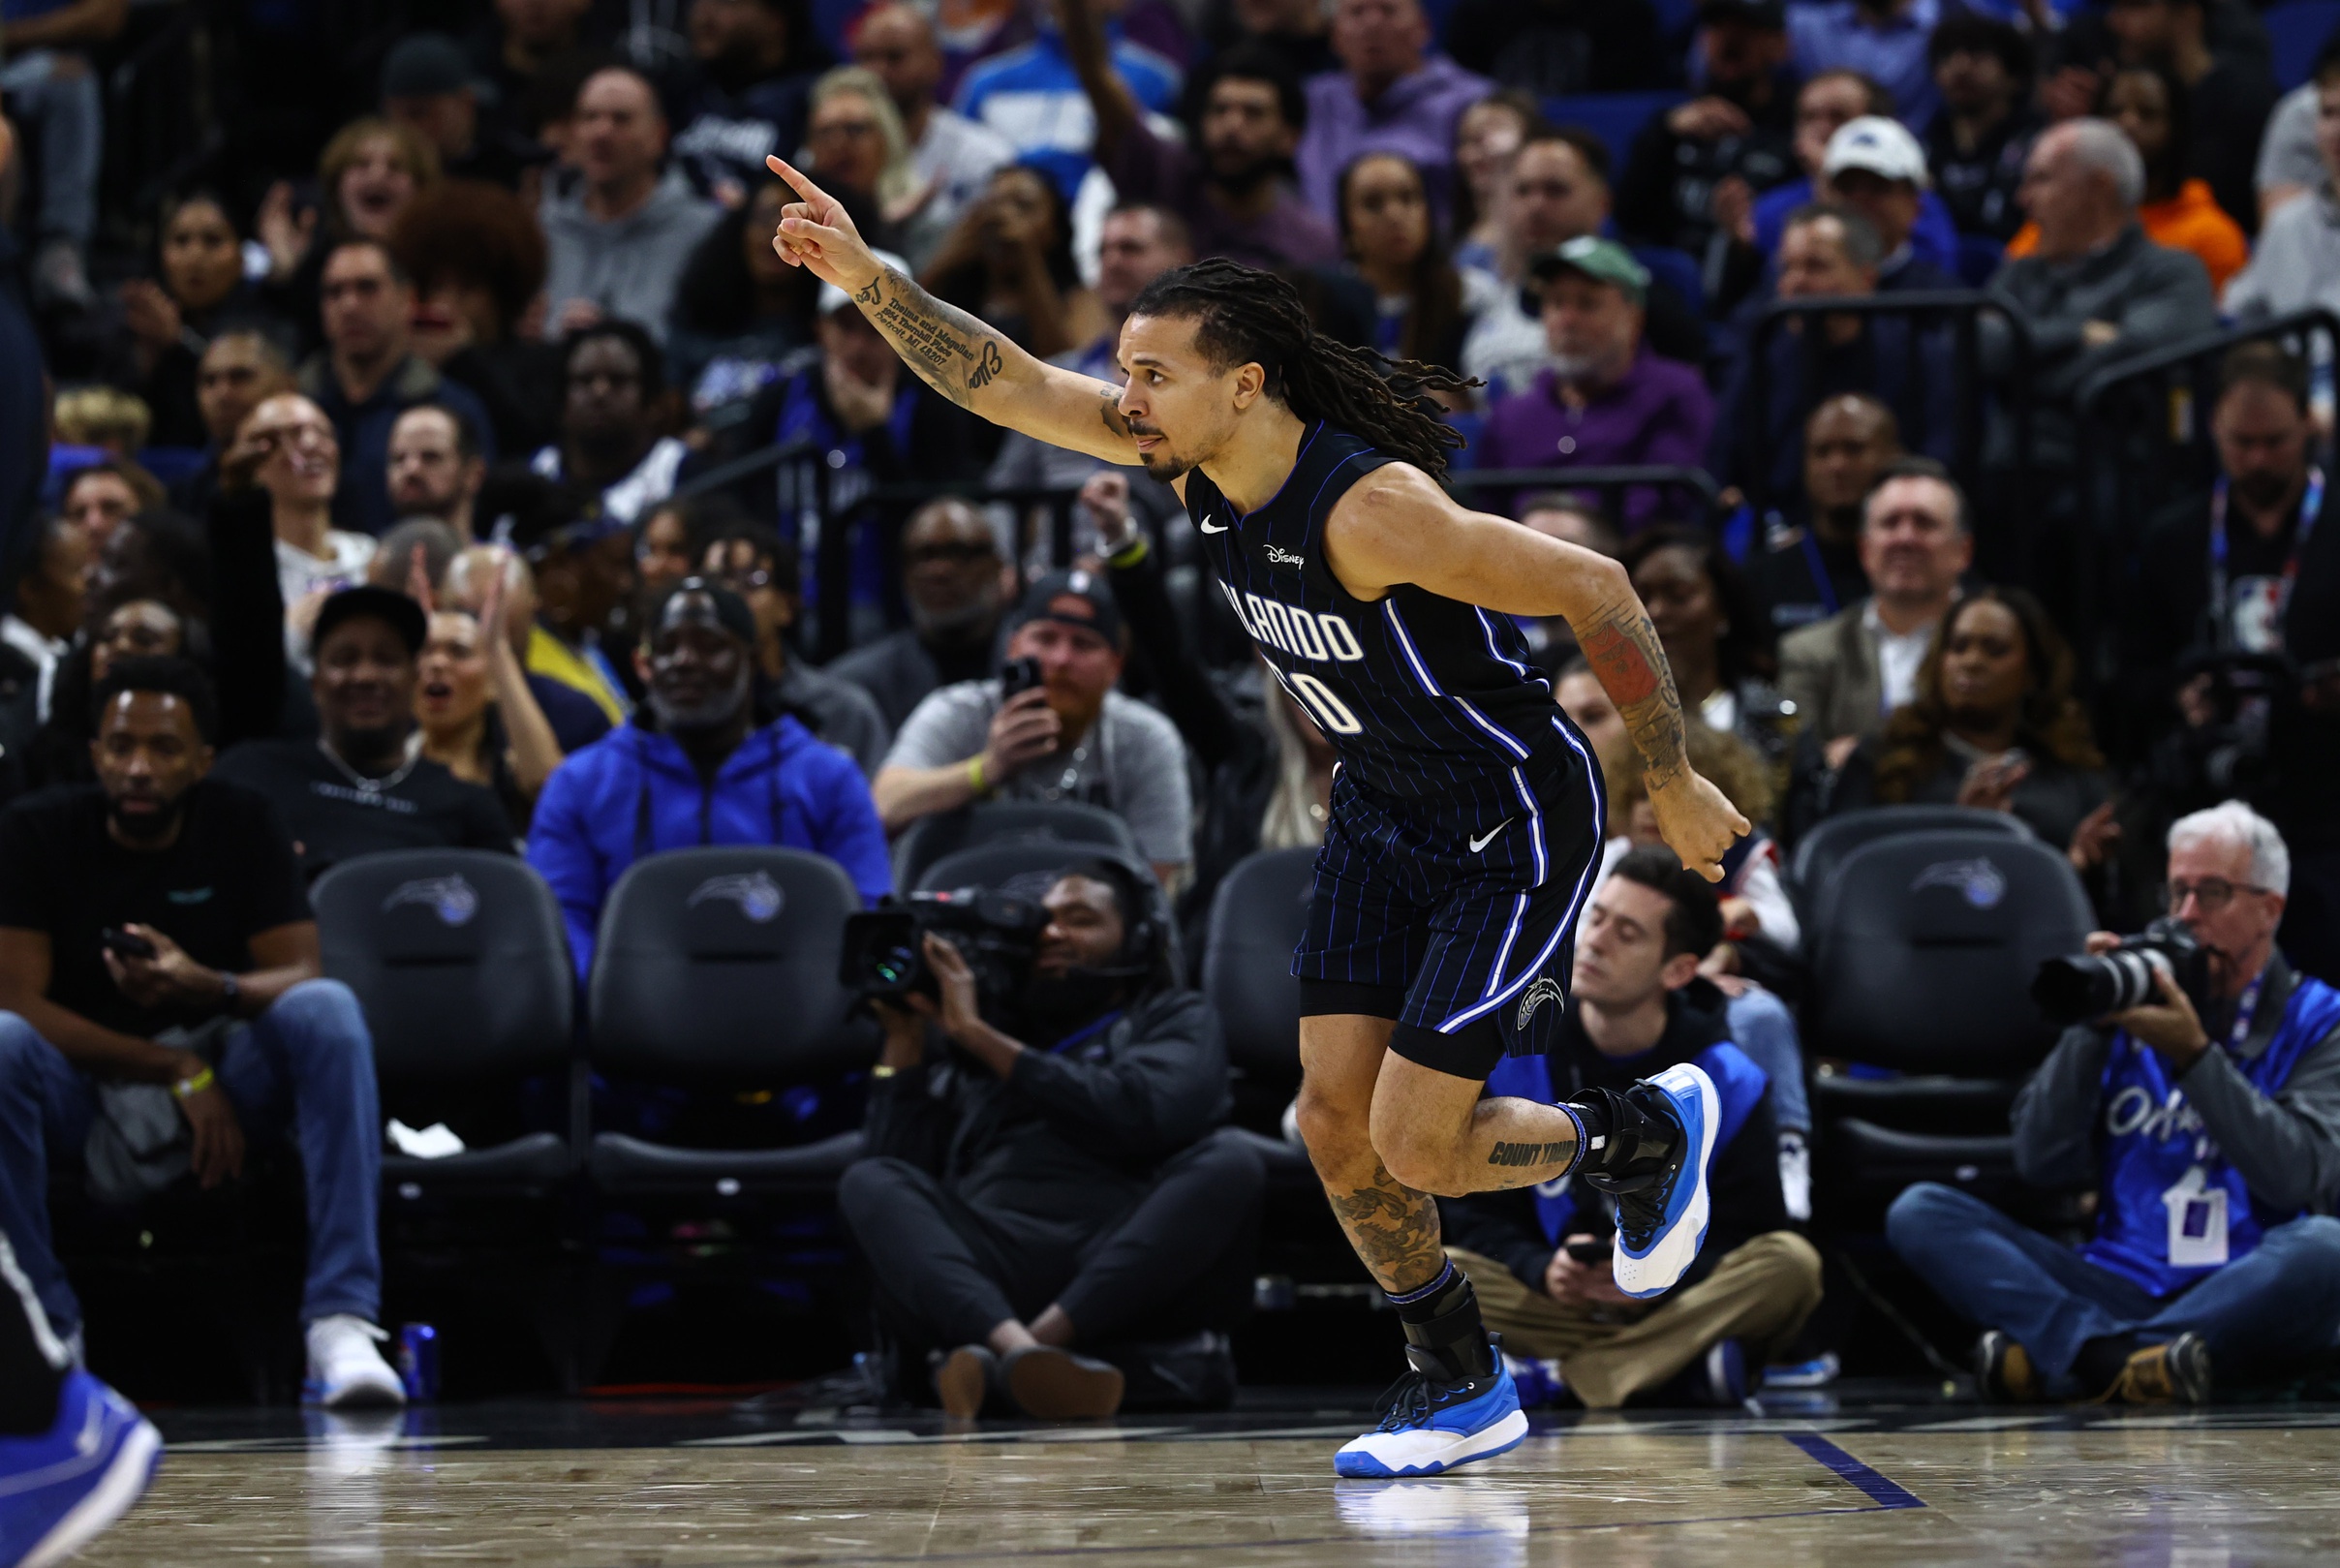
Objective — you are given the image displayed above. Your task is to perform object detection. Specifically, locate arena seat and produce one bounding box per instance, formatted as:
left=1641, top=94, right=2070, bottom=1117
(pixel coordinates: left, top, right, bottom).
left=1201, top=848, right=1319, bottom=1179
left=1791, top=805, right=2035, bottom=914
left=1803, top=829, right=2094, bottom=1225
left=312, top=849, right=575, bottom=1197
left=2265, top=1, right=2340, bottom=89
left=585, top=846, right=870, bottom=1196
left=1540, top=91, right=1689, bottom=177
left=892, top=800, right=1140, bottom=894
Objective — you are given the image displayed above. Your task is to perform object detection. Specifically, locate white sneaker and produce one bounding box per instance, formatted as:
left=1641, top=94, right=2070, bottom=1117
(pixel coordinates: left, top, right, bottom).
left=303, top=1316, right=407, bottom=1409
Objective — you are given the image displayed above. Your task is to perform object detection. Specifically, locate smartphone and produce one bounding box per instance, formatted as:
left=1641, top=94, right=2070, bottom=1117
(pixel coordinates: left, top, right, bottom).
left=100, top=926, right=156, bottom=961
left=1000, top=656, right=1043, bottom=702
left=1563, top=1237, right=1613, bottom=1264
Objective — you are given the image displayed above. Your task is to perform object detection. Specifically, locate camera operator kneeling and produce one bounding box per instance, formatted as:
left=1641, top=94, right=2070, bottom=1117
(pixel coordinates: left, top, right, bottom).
left=1890, top=802, right=2340, bottom=1404
left=840, top=859, right=1263, bottom=1420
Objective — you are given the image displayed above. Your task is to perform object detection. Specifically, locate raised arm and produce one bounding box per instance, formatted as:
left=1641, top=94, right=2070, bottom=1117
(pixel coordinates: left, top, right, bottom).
left=765, top=157, right=1141, bottom=465
left=1322, top=466, right=1749, bottom=878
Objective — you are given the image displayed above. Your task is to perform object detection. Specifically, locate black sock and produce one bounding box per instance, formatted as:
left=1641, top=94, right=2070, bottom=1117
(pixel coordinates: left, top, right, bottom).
left=0, top=1244, right=65, bottom=1435
left=2074, top=1333, right=2140, bottom=1396
left=1386, top=1262, right=1494, bottom=1380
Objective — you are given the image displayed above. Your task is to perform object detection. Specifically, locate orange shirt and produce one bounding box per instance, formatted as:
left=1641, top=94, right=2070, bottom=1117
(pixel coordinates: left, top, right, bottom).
left=2002, top=179, right=2249, bottom=293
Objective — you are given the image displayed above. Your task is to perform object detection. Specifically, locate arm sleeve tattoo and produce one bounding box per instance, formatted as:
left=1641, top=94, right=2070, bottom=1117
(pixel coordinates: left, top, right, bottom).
left=849, top=266, right=1133, bottom=442
left=1580, top=609, right=1687, bottom=788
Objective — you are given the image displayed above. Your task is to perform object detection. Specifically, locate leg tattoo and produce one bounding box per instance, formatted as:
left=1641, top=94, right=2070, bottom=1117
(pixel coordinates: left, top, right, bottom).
left=1326, top=1161, right=1447, bottom=1295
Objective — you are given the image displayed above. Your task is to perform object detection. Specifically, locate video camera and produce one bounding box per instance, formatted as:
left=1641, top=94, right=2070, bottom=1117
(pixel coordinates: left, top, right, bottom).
left=839, top=888, right=1049, bottom=1013
left=2032, top=916, right=2214, bottom=1027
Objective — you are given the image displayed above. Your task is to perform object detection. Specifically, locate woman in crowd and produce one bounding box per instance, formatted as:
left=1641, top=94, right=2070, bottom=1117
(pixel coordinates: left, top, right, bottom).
left=114, top=192, right=266, bottom=448
left=2002, top=64, right=2246, bottom=292
left=1832, top=587, right=2119, bottom=874
left=1619, top=525, right=1795, bottom=767
left=1449, top=93, right=1540, bottom=276
left=803, top=66, right=951, bottom=271
left=390, top=179, right=564, bottom=457
left=1333, top=151, right=1491, bottom=373
left=258, top=117, right=442, bottom=354
left=635, top=499, right=704, bottom=604
left=668, top=181, right=820, bottom=443
left=416, top=587, right=567, bottom=835
left=920, top=164, right=1103, bottom=363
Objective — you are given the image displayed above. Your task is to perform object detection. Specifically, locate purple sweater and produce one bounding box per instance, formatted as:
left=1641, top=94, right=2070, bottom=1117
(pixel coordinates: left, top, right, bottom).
left=1475, top=349, right=1715, bottom=528
left=1296, top=54, right=1492, bottom=229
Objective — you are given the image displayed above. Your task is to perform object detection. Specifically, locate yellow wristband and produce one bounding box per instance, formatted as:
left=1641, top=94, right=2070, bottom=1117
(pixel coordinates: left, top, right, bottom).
left=870, top=1063, right=899, bottom=1080
left=1106, top=534, right=1149, bottom=569
left=170, top=1064, right=216, bottom=1100
left=967, top=754, right=987, bottom=795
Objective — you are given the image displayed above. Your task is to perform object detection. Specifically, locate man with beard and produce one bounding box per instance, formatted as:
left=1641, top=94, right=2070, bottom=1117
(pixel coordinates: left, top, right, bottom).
left=210, top=587, right=516, bottom=880
left=877, top=569, right=1193, bottom=888
left=167, top=331, right=293, bottom=521
left=669, top=0, right=821, bottom=210
left=1068, top=0, right=1339, bottom=272
left=827, top=499, right=1012, bottom=729
left=525, top=578, right=890, bottom=981
left=841, top=858, right=1263, bottom=1418
left=1745, top=392, right=1902, bottom=636
left=0, top=658, right=406, bottom=1407
left=385, top=405, right=486, bottom=539
left=530, top=323, right=689, bottom=528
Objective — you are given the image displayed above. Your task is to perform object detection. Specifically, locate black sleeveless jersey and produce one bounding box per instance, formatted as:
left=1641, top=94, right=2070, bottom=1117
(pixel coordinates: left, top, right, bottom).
left=1185, top=423, right=1588, bottom=814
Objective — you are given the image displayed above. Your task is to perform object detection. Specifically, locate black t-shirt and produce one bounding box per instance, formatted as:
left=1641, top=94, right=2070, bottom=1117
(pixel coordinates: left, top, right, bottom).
left=1747, top=519, right=1868, bottom=636
left=0, top=780, right=310, bottom=1039
left=207, top=739, right=517, bottom=882
left=1924, top=107, right=2040, bottom=243
left=2138, top=480, right=2340, bottom=674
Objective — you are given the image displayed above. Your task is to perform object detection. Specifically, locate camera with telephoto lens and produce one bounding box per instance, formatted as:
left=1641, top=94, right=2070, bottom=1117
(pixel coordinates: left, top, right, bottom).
left=840, top=889, right=1049, bottom=1011
left=2032, top=916, right=2214, bottom=1027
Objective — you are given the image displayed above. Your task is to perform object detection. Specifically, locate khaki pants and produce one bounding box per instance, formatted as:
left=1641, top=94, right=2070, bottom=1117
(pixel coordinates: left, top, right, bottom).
left=1447, top=1231, right=1824, bottom=1409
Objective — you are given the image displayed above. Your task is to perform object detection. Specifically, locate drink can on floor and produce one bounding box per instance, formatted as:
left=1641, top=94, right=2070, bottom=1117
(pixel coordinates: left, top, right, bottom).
left=397, top=1323, right=440, bottom=1402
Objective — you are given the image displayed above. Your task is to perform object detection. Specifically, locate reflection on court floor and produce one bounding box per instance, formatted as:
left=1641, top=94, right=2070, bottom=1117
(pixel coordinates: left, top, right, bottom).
left=75, top=1394, right=2340, bottom=1566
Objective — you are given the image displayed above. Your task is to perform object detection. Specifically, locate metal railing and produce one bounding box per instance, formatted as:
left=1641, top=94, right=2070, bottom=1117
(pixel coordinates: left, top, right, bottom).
left=675, top=436, right=1725, bottom=660
left=1742, top=291, right=2035, bottom=532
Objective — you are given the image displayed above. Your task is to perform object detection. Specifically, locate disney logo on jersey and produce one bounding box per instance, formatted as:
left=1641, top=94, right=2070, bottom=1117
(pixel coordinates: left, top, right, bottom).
left=1216, top=580, right=1363, bottom=663
left=1265, top=544, right=1306, bottom=569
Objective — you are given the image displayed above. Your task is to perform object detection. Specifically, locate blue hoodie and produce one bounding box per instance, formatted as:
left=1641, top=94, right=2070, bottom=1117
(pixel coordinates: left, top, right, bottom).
left=528, top=714, right=892, bottom=980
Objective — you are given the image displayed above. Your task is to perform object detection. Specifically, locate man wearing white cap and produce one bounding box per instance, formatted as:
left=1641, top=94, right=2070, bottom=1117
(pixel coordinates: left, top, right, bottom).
left=1822, top=115, right=1959, bottom=292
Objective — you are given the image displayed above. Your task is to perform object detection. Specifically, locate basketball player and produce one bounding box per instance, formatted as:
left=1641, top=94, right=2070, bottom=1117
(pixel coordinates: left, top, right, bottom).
left=765, top=157, right=1750, bottom=1476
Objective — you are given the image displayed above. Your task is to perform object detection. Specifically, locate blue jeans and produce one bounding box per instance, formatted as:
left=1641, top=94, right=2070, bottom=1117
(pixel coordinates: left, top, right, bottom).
left=0, top=50, right=100, bottom=247
left=0, top=980, right=383, bottom=1337
left=1887, top=1182, right=2340, bottom=1394
left=1726, top=986, right=1807, bottom=1134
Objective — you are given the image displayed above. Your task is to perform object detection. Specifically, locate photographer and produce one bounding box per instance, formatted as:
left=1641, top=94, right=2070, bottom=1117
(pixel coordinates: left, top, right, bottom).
left=1440, top=849, right=1822, bottom=1409
left=1889, top=803, right=2340, bottom=1405
left=839, top=860, right=1262, bottom=1420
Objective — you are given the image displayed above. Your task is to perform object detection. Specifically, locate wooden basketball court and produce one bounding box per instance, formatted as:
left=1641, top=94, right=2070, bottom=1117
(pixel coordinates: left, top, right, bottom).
left=77, top=1392, right=2340, bottom=1565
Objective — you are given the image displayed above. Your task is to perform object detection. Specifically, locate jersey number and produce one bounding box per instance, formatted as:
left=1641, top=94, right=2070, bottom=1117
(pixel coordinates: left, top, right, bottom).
left=1279, top=670, right=1363, bottom=735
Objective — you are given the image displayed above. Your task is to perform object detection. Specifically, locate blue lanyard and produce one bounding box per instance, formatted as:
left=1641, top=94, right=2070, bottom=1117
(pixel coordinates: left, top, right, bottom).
left=2209, top=467, right=2324, bottom=650
left=2226, top=969, right=2266, bottom=1056
left=1798, top=527, right=1841, bottom=618
left=1046, top=1009, right=1124, bottom=1056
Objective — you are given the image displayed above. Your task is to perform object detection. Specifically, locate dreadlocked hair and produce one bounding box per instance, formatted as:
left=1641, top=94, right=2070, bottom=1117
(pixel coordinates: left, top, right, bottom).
left=1125, top=259, right=1479, bottom=478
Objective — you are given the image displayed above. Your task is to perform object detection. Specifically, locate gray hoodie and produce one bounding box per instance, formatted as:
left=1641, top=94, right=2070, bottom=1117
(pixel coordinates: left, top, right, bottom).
left=539, top=169, right=722, bottom=343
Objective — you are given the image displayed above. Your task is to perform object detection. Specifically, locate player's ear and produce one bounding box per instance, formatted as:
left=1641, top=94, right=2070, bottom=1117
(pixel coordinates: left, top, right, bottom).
left=1231, top=360, right=1266, bottom=411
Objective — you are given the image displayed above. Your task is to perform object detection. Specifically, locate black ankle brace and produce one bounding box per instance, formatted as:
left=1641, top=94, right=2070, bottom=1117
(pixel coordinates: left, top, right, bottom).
left=1565, top=1085, right=1680, bottom=1192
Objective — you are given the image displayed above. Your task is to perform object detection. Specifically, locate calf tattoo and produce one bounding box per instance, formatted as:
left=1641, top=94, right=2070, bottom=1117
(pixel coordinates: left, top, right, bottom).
left=1325, top=1161, right=1446, bottom=1292
left=1488, top=1139, right=1572, bottom=1168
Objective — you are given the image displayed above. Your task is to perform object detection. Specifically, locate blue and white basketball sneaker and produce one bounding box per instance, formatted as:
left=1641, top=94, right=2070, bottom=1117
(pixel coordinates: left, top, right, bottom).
left=1583, top=1061, right=1717, bottom=1300
left=0, top=1369, right=162, bottom=1568
left=1333, top=1343, right=1530, bottom=1478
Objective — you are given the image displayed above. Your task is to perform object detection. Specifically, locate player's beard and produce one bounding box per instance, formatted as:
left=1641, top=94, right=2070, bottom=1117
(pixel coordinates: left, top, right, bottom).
left=1127, top=417, right=1193, bottom=481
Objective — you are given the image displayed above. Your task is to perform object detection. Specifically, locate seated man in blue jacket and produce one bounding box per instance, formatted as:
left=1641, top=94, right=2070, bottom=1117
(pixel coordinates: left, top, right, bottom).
left=841, top=858, right=1262, bottom=1422
left=1441, top=847, right=1823, bottom=1408
left=526, top=578, right=891, bottom=980
left=1890, top=802, right=2340, bottom=1405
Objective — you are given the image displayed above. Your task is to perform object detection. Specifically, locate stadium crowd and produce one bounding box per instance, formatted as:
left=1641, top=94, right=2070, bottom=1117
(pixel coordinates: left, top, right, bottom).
left=1, top=0, right=2339, bottom=1423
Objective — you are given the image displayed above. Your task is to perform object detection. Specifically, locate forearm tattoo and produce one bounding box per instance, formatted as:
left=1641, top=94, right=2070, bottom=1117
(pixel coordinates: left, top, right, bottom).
left=853, top=268, right=1001, bottom=410
left=1325, top=1160, right=1447, bottom=1293
left=1581, top=609, right=1687, bottom=787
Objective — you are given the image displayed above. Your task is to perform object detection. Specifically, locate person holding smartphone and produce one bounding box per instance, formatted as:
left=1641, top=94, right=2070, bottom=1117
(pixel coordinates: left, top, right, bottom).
left=874, top=569, right=1193, bottom=889
left=1438, top=847, right=1821, bottom=1409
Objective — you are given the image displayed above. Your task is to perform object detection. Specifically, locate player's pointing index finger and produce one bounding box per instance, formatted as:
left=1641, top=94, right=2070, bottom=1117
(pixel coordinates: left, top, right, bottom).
left=765, top=155, right=824, bottom=203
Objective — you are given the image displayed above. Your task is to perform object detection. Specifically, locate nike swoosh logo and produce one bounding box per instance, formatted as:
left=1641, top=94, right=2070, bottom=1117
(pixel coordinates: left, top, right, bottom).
left=1197, top=519, right=1229, bottom=534
left=1467, top=818, right=1513, bottom=853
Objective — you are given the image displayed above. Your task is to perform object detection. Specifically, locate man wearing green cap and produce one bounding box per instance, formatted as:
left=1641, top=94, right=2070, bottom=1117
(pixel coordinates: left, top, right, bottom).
left=1476, top=235, right=1714, bottom=528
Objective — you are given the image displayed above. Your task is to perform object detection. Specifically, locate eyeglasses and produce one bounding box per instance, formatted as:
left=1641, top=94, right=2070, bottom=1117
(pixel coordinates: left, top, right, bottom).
left=2163, top=877, right=2272, bottom=914
left=715, top=568, right=777, bottom=591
